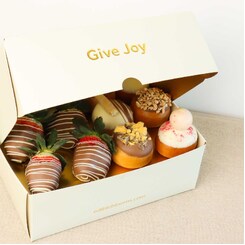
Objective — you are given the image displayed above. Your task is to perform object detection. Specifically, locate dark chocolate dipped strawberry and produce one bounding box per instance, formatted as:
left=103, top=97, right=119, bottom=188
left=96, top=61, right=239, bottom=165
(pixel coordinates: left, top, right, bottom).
left=72, top=117, right=115, bottom=183
left=46, top=108, right=88, bottom=149
left=3, top=109, right=56, bottom=165
left=22, top=130, right=67, bottom=194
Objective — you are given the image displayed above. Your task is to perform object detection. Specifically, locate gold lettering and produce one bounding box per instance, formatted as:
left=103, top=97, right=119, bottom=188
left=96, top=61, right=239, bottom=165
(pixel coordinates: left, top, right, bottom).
left=87, top=49, right=99, bottom=60
left=112, top=48, right=120, bottom=56
left=138, top=43, right=146, bottom=54
left=87, top=43, right=146, bottom=60
left=124, top=43, right=130, bottom=54
left=131, top=45, right=139, bottom=52
left=102, top=50, right=111, bottom=57
left=98, top=49, right=104, bottom=59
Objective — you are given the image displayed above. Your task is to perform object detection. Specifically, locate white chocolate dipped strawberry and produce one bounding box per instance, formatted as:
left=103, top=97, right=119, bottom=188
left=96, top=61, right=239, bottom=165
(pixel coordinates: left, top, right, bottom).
left=72, top=117, right=115, bottom=183
left=22, top=130, right=67, bottom=194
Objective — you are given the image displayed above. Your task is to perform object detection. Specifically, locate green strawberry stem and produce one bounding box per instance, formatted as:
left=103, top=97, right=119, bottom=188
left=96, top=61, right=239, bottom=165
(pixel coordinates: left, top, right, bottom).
left=20, top=129, right=68, bottom=170
left=72, top=117, right=115, bottom=153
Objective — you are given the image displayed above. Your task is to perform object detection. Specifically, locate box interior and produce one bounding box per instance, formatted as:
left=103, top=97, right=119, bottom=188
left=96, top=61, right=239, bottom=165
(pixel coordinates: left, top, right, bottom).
left=0, top=77, right=208, bottom=195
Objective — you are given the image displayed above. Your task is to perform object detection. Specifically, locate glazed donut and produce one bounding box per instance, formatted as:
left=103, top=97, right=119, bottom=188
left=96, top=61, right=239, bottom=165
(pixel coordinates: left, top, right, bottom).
left=112, top=122, right=153, bottom=169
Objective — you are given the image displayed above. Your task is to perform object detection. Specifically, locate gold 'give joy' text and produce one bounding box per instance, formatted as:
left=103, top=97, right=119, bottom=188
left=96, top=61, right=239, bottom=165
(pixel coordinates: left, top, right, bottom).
left=87, top=43, right=146, bottom=60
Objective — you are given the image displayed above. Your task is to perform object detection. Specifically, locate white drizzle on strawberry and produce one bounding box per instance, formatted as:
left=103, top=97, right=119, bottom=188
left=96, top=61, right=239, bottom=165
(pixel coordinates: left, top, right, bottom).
left=73, top=137, right=111, bottom=183
left=3, top=116, right=43, bottom=164
left=25, top=153, right=62, bottom=194
left=46, top=109, right=87, bottom=149
left=22, top=130, right=67, bottom=194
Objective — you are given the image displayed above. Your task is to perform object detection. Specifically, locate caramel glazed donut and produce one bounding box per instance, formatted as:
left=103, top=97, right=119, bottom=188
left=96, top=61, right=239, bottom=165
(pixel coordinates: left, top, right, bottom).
left=112, top=122, right=153, bottom=169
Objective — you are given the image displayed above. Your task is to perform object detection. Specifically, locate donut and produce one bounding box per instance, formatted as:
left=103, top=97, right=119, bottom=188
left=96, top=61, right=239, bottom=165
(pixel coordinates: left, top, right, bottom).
left=131, top=87, right=172, bottom=128
left=156, top=108, right=198, bottom=158
left=112, top=122, right=153, bottom=169
left=92, top=99, right=133, bottom=132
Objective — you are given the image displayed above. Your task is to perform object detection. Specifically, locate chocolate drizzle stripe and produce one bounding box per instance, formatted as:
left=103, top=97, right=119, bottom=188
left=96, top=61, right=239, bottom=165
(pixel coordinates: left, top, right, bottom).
left=111, top=100, right=133, bottom=123
left=48, top=127, right=76, bottom=132
left=75, top=143, right=111, bottom=161
left=11, top=129, right=42, bottom=136
left=47, top=122, right=75, bottom=128
left=73, top=162, right=109, bottom=172
left=4, top=140, right=36, bottom=147
left=54, top=111, right=86, bottom=118
left=56, top=134, right=75, bottom=138
left=47, top=117, right=79, bottom=126
left=25, top=158, right=62, bottom=194
left=122, top=103, right=134, bottom=121
left=6, top=151, right=27, bottom=156
left=4, top=122, right=42, bottom=163
left=76, top=172, right=105, bottom=182
left=77, top=140, right=110, bottom=151
left=7, top=134, right=36, bottom=141
left=74, top=152, right=111, bottom=162
left=15, top=123, right=42, bottom=132
left=73, top=157, right=110, bottom=169
left=73, top=143, right=111, bottom=183
left=75, top=147, right=111, bottom=160
left=46, top=110, right=87, bottom=149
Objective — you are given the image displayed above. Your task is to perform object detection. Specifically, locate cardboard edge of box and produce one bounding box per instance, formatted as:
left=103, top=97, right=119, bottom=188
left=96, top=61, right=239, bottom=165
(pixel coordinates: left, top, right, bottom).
left=0, top=43, right=17, bottom=144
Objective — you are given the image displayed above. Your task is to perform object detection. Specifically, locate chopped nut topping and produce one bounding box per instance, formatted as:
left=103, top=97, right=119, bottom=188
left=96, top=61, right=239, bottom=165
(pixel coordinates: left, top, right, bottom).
left=136, top=87, right=172, bottom=113
left=114, top=122, right=151, bottom=147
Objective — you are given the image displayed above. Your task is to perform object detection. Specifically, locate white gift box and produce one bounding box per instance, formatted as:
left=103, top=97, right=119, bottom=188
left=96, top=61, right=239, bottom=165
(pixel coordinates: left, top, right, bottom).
left=0, top=12, right=217, bottom=241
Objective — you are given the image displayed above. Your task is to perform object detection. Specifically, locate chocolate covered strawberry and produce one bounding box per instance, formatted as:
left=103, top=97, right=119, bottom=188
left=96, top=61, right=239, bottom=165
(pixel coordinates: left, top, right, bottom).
left=46, top=108, right=88, bottom=149
left=22, top=130, right=67, bottom=194
left=72, top=117, right=115, bottom=183
left=3, top=108, right=56, bottom=165
left=3, top=116, right=44, bottom=164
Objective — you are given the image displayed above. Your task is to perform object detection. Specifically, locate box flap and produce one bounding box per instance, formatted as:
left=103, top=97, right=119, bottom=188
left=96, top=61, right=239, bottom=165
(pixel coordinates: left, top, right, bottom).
left=3, top=12, right=217, bottom=116
left=0, top=43, right=17, bottom=143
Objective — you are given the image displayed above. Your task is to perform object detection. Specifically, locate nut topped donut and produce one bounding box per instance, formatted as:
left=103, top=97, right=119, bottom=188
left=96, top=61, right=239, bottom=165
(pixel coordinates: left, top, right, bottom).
left=156, top=108, right=198, bottom=158
left=131, top=87, right=172, bottom=128
left=112, top=122, right=153, bottom=169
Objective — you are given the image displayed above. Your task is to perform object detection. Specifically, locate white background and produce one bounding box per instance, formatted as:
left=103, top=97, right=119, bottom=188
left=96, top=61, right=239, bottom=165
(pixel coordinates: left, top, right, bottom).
left=0, top=0, right=243, bottom=118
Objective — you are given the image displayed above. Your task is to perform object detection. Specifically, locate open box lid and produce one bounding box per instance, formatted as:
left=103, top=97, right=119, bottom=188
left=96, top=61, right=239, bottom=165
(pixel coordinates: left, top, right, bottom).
left=0, top=12, right=217, bottom=143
